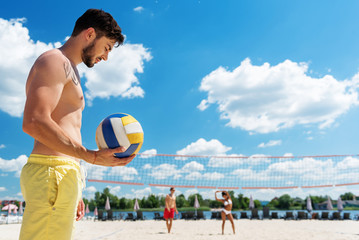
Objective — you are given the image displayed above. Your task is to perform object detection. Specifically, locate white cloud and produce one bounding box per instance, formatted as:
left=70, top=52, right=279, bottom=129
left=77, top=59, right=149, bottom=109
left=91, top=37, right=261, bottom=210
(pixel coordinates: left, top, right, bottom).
left=0, top=18, right=151, bottom=117
left=84, top=186, right=97, bottom=194
left=198, top=58, right=359, bottom=133
left=109, top=186, right=122, bottom=195
left=0, top=187, right=6, bottom=192
left=0, top=155, right=27, bottom=177
left=140, top=149, right=157, bottom=158
left=176, top=138, right=232, bottom=159
left=108, top=166, right=138, bottom=180
left=0, top=144, right=5, bottom=149
left=148, top=163, right=179, bottom=180
left=134, top=6, right=144, bottom=12
left=258, top=140, right=282, bottom=148
left=181, top=161, right=204, bottom=172
left=0, top=18, right=56, bottom=117
left=82, top=43, right=152, bottom=105
left=126, top=187, right=152, bottom=199
left=142, top=163, right=152, bottom=169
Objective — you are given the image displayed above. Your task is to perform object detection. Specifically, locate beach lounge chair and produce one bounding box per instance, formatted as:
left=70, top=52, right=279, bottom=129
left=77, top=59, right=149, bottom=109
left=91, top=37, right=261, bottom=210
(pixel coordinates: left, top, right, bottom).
left=96, top=210, right=105, bottom=221
left=136, top=211, right=145, bottom=220
left=181, top=212, right=187, bottom=219
left=118, top=213, right=124, bottom=220
left=270, top=212, right=278, bottom=219
left=240, top=212, right=249, bottom=219
left=262, top=207, right=270, bottom=220
left=284, top=212, right=296, bottom=220
left=154, top=212, right=163, bottom=220
left=107, top=210, right=115, bottom=221
left=297, top=211, right=308, bottom=220
left=320, top=212, right=329, bottom=220
left=331, top=212, right=341, bottom=220
left=232, top=213, right=238, bottom=220
left=343, top=212, right=351, bottom=220
left=186, top=211, right=195, bottom=220
left=125, top=213, right=135, bottom=221
left=250, top=209, right=260, bottom=220
left=210, top=212, right=217, bottom=219
left=196, top=211, right=206, bottom=220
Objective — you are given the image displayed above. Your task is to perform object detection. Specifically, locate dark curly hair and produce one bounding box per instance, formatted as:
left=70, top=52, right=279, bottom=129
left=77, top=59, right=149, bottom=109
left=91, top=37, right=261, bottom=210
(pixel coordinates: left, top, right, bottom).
left=71, top=9, right=124, bottom=47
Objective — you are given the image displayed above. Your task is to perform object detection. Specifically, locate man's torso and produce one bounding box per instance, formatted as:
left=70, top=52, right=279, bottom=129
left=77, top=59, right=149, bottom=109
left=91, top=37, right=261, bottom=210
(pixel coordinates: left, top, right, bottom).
left=166, top=194, right=176, bottom=208
left=26, top=49, right=85, bottom=160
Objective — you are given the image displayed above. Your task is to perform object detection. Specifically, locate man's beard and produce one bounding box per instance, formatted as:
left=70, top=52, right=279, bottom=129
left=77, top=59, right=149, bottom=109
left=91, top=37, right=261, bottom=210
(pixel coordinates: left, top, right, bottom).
left=82, top=40, right=96, bottom=68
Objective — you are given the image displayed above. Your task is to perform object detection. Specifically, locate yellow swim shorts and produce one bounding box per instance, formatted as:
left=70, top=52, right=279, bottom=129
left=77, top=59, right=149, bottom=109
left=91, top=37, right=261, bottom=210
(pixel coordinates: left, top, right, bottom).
left=19, top=154, right=83, bottom=240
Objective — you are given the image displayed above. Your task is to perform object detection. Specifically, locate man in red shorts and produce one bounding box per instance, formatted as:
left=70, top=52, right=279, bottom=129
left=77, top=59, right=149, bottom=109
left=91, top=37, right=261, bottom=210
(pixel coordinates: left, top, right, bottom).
left=164, top=187, right=178, bottom=233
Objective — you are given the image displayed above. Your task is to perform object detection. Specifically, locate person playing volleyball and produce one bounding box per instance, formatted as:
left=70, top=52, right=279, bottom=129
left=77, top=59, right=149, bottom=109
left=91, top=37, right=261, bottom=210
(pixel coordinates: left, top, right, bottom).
left=20, top=9, right=135, bottom=240
left=215, top=190, right=236, bottom=235
left=164, top=187, right=179, bottom=233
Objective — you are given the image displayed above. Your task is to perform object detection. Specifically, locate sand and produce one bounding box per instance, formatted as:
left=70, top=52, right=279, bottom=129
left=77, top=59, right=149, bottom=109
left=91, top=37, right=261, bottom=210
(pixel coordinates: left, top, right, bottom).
left=0, top=219, right=358, bottom=240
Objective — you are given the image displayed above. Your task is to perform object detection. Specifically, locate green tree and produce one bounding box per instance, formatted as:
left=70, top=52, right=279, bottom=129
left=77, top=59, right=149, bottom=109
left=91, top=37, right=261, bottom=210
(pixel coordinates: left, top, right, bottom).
left=278, top=194, right=292, bottom=209
left=176, top=194, right=187, bottom=208
left=340, top=192, right=355, bottom=201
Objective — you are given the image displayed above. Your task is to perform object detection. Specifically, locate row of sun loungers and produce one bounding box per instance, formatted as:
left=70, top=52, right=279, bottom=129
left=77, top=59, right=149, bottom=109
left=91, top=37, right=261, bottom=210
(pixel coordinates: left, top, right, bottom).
left=95, top=210, right=146, bottom=221
left=93, top=209, right=354, bottom=221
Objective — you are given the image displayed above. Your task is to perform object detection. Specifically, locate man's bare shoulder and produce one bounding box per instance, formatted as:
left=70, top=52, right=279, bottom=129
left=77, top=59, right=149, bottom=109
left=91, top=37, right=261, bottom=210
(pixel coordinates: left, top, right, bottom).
left=35, top=49, right=67, bottom=67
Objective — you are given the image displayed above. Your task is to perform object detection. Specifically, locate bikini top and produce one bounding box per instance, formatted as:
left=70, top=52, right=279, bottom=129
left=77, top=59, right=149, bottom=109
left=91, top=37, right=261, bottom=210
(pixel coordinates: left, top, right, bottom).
left=224, top=199, right=232, bottom=206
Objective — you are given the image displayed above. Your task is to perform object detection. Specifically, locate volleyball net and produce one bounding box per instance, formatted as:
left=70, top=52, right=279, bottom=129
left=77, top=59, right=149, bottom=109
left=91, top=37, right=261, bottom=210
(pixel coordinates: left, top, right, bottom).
left=83, top=153, right=359, bottom=190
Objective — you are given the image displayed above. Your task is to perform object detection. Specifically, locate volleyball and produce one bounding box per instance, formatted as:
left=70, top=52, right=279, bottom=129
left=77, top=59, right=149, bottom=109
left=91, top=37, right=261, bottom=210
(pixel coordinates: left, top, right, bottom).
left=95, top=113, right=144, bottom=158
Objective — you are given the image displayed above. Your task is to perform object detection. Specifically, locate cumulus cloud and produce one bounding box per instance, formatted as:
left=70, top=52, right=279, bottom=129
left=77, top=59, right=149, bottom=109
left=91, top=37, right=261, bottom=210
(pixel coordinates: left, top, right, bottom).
left=134, top=6, right=144, bottom=12
left=0, top=187, right=6, bottom=192
left=258, top=140, right=282, bottom=148
left=108, top=166, right=138, bottom=180
left=139, top=149, right=157, bottom=158
left=109, top=186, right=122, bottom=195
left=0, top=18, right=56, bottom=117
left=176, top=138, right=232, bottom=159
left=82, top=43, right=152, bottom=105
left=0, top=18, right=151, bottom=117
left=0, top=144, right=5, bottom=149
left=198, top=58, right=359, bottom=133
left=0, top=155, right=27, bottom=177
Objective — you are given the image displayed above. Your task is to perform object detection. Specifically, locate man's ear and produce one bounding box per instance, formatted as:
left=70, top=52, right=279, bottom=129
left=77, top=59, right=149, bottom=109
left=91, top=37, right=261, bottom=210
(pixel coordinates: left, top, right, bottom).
left=85, top=27, right=96, bottom=41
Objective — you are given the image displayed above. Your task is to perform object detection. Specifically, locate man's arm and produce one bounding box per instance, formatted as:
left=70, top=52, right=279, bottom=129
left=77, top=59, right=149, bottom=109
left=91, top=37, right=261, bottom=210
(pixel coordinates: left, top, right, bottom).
left=174, top=197, right=178, bottom=214
left=23, top=54, right=134, bottom=166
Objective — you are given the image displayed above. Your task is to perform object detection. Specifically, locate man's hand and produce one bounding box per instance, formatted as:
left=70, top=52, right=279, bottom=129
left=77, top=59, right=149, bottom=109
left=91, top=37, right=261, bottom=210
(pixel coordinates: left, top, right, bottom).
left=76, top=199, right=85, bottom=221
left=90, top=147, right=136, bottom=167
left=176, top=210, right=179, bottom=215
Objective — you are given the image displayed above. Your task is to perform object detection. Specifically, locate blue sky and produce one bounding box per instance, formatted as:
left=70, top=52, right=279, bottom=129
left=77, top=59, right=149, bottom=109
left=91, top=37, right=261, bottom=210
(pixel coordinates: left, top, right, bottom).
left=1, top=0, right=359, bottom=202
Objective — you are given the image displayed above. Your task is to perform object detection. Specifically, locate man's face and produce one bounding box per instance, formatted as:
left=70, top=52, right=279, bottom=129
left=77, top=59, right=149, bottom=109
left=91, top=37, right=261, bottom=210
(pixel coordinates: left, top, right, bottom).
left=82, top=36, right=116, bottom=68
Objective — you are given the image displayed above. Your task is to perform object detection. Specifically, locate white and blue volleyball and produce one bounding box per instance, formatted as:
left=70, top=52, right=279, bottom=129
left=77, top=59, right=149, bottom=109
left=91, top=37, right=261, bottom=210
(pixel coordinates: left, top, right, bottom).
left=96, top=113, right=144, bottom=158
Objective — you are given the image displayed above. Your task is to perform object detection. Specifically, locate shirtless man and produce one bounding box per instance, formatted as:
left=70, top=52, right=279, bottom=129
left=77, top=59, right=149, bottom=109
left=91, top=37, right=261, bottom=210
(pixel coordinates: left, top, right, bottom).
left=164, top=187, right=179, bottom=233
left=20, top=9, right=135, bottom=240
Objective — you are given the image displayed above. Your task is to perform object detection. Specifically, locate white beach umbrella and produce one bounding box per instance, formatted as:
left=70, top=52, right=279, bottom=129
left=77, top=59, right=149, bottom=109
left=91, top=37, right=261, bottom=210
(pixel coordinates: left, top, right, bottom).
left=194, top=195, right=200, bottom=216
left=134, top=199, right=140, bottom=211
left=85, top=204, right=90, bottom=214
left=194, top=195, right=200, bottom=209
left=105, top=197, right=111, bottom=211
left=19, top=202, right=23, bottom=215
left=337, top=197, right=344, bottom=212
left=94, top=207, right=98, bottom=216
left=306, top=197, right=313, bottom=212
left=327, top=196, right=333, bottom=210
left=249, top=195, right=255, bottom=209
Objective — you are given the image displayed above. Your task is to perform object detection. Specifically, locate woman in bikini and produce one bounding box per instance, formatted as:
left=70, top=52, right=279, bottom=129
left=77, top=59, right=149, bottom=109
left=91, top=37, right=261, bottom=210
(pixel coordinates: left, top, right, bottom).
left=215, top=190, right=235, bottom=235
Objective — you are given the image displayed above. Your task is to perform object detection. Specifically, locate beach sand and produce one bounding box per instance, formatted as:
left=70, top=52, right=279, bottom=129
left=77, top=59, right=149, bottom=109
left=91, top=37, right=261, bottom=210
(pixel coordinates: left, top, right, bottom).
left=0, top=219, right=358, bottom=240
